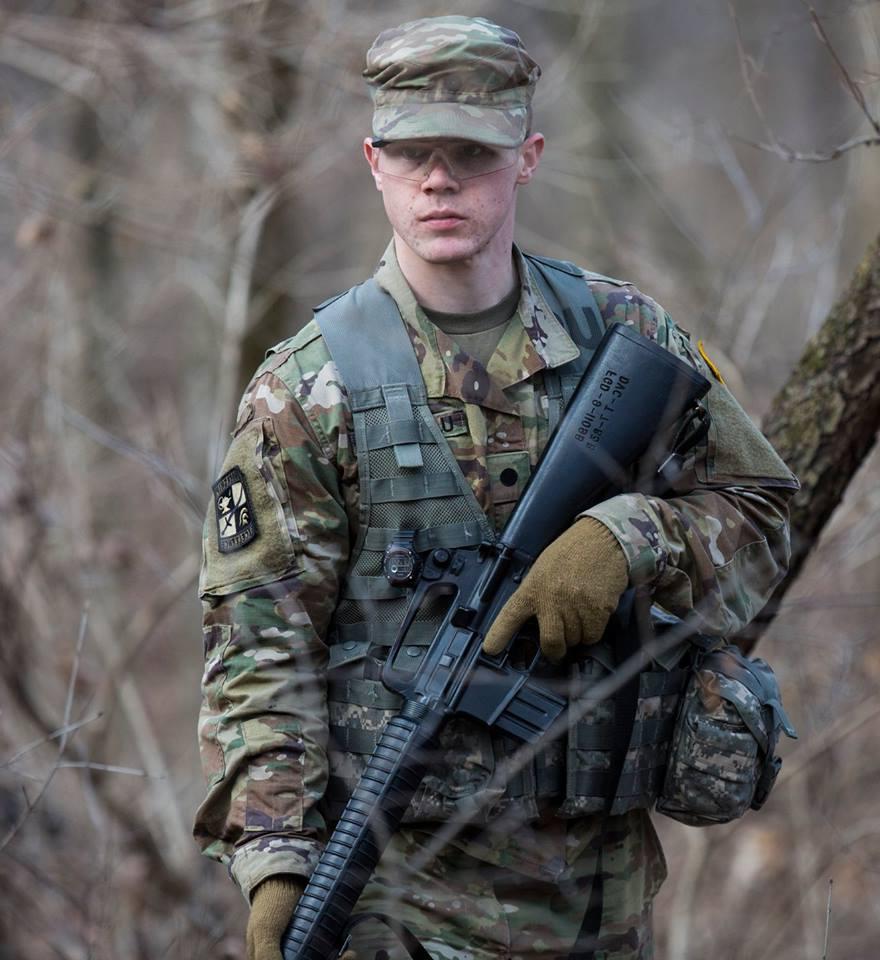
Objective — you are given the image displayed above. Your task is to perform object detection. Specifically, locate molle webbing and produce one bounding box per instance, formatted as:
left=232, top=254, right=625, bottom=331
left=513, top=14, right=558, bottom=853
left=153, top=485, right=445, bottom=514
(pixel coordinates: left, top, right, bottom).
left=314, top=279, right=492, bottom=656
left=571, top=664, right=690, bottom=815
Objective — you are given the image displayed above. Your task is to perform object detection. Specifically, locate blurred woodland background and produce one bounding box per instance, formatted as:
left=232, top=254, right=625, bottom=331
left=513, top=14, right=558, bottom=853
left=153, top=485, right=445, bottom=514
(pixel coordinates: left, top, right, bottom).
left=1, top=1, right=879, bottom=958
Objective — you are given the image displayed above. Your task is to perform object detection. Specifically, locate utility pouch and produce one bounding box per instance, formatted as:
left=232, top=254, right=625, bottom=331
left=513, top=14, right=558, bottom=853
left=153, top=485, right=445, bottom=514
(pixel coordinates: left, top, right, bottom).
left=558, top=605, right=694, bottom=818
left=656, top=645, right=797, bottom=827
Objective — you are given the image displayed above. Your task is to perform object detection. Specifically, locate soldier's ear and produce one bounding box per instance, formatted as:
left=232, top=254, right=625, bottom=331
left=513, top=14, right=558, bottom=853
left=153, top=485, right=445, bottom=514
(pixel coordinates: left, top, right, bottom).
left=516, top=133, right=544, bottom=185
left=363, top=137, right=383, bottom=191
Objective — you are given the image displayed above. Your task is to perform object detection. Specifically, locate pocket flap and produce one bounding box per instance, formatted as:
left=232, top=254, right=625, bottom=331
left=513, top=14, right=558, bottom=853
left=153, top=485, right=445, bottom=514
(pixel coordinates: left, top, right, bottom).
left=328, top=639, right=371, bottom=670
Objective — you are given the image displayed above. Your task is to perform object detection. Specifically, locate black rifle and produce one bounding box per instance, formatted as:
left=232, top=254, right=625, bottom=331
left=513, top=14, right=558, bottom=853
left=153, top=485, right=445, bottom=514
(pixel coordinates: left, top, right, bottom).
left=281, top=323, right=710, bottom=960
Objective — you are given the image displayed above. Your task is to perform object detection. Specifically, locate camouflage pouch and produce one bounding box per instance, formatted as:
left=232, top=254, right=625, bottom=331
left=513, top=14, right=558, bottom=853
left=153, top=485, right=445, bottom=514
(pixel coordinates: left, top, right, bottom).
left=656, top=645, right=797, bottom=826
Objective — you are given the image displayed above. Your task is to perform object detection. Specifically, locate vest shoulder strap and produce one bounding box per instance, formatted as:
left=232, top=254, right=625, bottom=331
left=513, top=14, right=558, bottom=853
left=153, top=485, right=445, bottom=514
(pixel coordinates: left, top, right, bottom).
left=314, top=278, right=425, bottom=468
left=522, top=252, right=611, bottom=429
left=314, top=279, right=423, bottom=397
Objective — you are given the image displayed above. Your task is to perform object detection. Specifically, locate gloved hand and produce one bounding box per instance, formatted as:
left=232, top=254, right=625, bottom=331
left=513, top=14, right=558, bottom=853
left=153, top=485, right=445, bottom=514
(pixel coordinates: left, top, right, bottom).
left=483, top=517, right=629, bottom=662
left=247, top=876, right=303, bottom=960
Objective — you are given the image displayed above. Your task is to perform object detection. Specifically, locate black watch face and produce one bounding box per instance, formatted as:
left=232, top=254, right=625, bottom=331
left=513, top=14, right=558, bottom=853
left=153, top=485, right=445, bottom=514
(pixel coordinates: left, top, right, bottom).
left=384, top=546, right=417, bottom=583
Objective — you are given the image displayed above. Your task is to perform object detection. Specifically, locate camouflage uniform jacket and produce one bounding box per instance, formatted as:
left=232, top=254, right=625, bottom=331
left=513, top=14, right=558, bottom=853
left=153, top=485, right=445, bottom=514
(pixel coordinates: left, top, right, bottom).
left=195, top=241, right=798, bottom=901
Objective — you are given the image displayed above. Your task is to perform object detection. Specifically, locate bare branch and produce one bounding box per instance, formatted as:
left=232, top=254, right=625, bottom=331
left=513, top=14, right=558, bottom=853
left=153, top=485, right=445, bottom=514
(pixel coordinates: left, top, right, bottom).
left=60, top=605, right=89, bottom=754
left=84, top=604, right=196, bottom=877
left=801, top=0, right=880, bottom=136
left=666, top=827, right=710, bottom=960
left=2, top=712, right=103, bottom=770
left=208, top=184, right=281, bottom=479
left=55, top=761, right=149, bottom=777
left=728, top=1, right=880, bottom=163
left=728, top=0, right=786, bottom=154
left=731, top=131, right=880, bottom=162
left=0, top=611, right=92, bottom=853
left=822, top=879, right=834, bottom=960
left=51, top=396, right=205, bottom=519
left=776, top=695, right=880, bottom=785
left=89, top=552, right=200, bottom=710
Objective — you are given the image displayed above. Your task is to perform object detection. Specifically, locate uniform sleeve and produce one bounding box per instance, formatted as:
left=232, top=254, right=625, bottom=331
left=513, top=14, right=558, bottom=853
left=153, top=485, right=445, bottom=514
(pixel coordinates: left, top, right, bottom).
left=193, top=354, right=355, bottom=902
left=580, top=284, right=799, bottom=635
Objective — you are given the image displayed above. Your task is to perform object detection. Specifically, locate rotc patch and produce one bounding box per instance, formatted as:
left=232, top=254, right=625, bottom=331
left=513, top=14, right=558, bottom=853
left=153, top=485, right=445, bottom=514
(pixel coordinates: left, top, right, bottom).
left=213, top=466, right=258, bottom=553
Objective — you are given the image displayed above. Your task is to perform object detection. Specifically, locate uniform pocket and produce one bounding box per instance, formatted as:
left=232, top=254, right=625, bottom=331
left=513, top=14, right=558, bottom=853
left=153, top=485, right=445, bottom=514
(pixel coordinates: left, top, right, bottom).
left=240, top=715, right=306, bottom=833
left=198, top=623, right=232, bottom=786
left=199, top=418, right=302, bottom=599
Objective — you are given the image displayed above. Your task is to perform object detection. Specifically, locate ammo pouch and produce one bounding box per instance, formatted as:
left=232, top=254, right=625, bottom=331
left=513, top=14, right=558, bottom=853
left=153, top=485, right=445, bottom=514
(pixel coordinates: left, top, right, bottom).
left=656, top=644, right=797, bottom=826
left=559, top=605, right=695, bottom=817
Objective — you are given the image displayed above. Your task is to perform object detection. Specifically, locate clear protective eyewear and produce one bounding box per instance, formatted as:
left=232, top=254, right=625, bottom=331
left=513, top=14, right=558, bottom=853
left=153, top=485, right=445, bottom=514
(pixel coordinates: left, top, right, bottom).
left=373, top=139, right=518, bottom=182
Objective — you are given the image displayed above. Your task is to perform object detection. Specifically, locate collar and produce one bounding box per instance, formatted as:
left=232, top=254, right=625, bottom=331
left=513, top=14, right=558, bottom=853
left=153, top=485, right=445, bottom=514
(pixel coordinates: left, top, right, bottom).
left=373, top=241, right=580, bottom=412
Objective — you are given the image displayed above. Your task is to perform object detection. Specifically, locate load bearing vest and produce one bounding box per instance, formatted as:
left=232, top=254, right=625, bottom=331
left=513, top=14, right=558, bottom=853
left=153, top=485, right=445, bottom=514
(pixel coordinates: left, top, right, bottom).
left=311, top=254, right=692, bottom=821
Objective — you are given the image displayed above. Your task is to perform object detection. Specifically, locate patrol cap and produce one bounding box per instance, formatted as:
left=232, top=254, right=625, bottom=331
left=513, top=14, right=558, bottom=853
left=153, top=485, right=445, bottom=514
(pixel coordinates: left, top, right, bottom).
left=364, top=15, right=541, bottom=148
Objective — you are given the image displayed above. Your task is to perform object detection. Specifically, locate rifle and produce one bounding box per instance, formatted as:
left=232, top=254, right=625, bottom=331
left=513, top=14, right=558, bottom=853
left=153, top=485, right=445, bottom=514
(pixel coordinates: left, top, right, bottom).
left=281, top=322, right=710, bottom=960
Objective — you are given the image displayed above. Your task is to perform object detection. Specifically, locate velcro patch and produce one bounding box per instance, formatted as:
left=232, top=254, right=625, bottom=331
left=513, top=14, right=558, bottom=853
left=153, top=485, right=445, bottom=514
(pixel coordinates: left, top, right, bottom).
left=213, top=466, right=258, bottom=553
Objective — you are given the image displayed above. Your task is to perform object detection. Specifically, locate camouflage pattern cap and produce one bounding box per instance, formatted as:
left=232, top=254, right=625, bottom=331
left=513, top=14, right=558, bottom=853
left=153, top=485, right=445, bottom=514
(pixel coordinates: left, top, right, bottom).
left=364, top=16, right=541, bottom=148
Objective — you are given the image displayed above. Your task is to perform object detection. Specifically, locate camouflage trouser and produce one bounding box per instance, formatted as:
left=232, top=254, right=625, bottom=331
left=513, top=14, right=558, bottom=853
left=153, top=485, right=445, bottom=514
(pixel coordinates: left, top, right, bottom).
left=348, top=811, right=666, bottom=960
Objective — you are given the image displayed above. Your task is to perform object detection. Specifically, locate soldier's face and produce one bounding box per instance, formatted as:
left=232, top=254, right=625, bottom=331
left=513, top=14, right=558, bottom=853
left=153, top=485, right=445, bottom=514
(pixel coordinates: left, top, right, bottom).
left=364, top=134, right=543, bottom=266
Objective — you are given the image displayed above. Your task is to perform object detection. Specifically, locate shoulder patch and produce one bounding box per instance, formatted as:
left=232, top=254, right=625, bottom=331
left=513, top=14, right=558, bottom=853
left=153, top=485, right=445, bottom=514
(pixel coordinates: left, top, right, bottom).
left=213, top=466, right=258, bottom=553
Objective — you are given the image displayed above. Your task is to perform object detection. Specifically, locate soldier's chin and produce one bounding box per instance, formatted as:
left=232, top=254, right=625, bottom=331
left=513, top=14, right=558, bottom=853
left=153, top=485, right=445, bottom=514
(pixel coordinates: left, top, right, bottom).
left=416, top=237, right=483, bottom=265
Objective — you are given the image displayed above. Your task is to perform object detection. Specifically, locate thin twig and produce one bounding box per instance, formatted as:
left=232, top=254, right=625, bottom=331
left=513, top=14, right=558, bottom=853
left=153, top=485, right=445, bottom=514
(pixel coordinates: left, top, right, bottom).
left=777, top=695, right=880, bottom=784
left=0, top=611, right=91, bottom=853
left=85, top=603, right=195, bottom=876
left=52, top=396, right=204, bottom=510
left=732, top=131, right=880, bottom=162
left=56, top=761, right=149, bottom=777
left=87, top=553, right=200, bottom=714
left=2, top=711, right=103, bottom=769
left=822, top=879, right=834, bottom=960
left=667, top=826, right=710, bottom=960
left=209, top=184, right=280, bottom=479
left=801, top=1, right=880, bottom=135
left=728, top=0, right=785, bottom=153
left=60, top=604, right=89, bottom=753
left=728, top=0, right=880, bottom=163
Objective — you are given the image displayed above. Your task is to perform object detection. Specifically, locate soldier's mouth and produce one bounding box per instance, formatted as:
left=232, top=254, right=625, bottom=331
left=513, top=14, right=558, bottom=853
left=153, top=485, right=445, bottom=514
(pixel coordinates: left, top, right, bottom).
left=420, top=211, right=465, bottom=229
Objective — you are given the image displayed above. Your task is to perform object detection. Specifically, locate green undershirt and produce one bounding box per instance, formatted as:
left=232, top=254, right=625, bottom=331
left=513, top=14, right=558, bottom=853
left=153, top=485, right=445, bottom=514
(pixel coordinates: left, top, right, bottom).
left=422, top=285, right=520, bottom=369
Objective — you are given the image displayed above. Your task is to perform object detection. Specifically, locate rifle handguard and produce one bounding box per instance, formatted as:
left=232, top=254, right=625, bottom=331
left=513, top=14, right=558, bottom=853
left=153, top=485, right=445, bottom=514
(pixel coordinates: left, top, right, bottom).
left=280, top=701, right=443, bottom=960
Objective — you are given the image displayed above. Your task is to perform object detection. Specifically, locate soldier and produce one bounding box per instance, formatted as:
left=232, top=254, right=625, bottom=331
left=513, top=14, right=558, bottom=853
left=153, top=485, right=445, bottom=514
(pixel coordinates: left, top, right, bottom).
left=195, top=15, right=798, bottom=960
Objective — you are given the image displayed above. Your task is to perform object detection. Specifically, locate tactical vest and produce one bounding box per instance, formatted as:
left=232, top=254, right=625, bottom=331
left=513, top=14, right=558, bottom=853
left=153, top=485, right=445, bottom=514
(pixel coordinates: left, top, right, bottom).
left=313, top=255, right=691, bottom=823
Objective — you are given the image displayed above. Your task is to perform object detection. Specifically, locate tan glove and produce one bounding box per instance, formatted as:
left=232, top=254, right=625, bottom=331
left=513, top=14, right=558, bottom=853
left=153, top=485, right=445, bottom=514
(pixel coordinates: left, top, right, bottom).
left=247, top=876, right=303, bottom=960
left=483, top=517, right=629, bottom=662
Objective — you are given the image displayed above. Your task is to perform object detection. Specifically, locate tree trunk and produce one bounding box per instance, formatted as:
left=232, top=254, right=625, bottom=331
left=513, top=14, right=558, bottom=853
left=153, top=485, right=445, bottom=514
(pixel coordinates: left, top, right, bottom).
left=738, top=232, right=880, bottom=650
